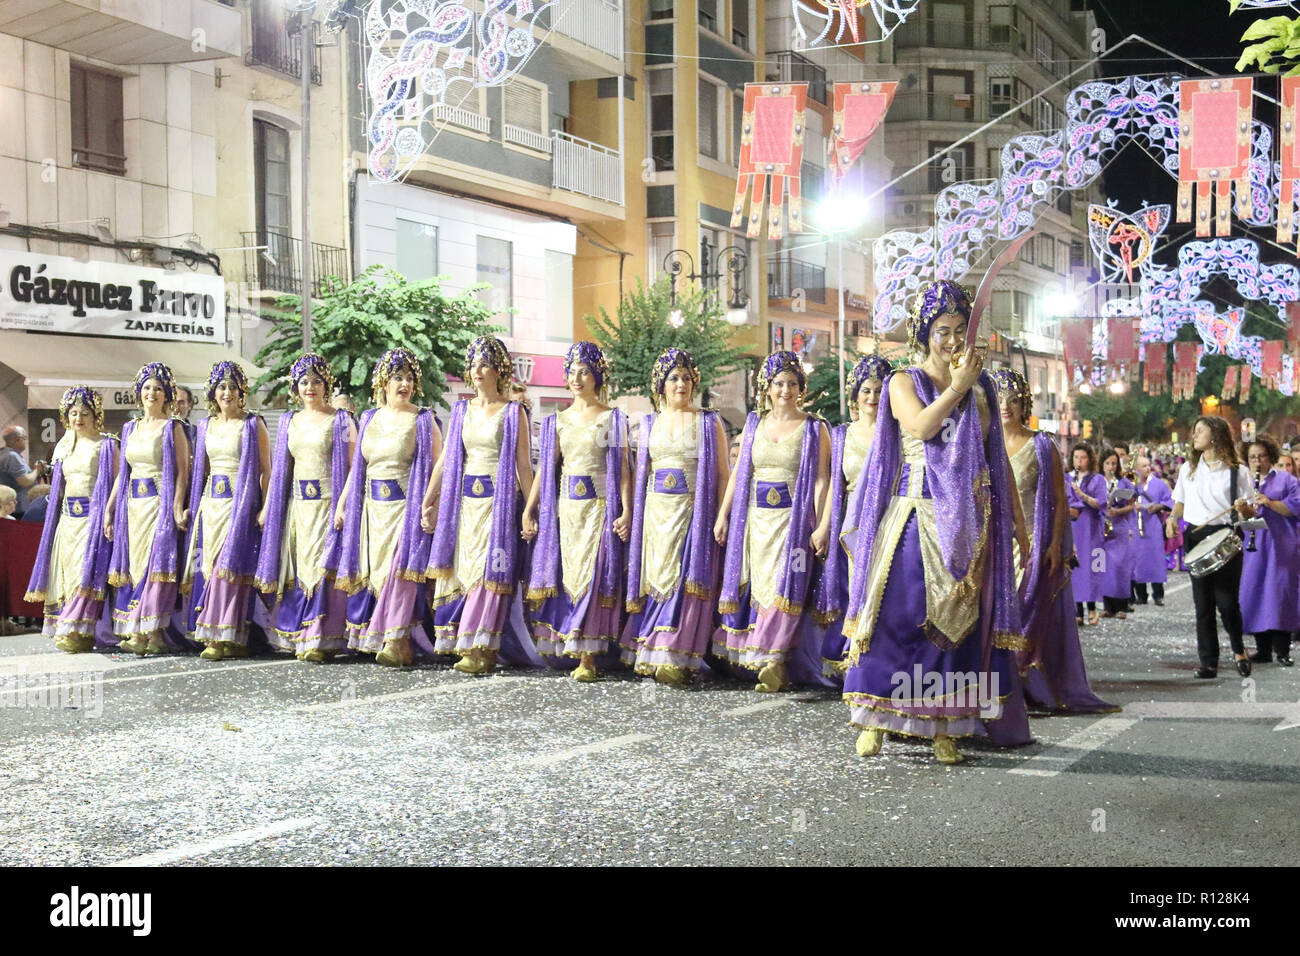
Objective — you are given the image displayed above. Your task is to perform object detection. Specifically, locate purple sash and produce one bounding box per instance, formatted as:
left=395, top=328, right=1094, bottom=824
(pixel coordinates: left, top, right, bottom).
left=428, top=401, right=521, bottom=592
left=108, top=419, right=181, bottom=586
left=813, top=423, right=850, bottom=625
left=186, top=414, right=264, bottom=586
left=337, top=407, right=434, bottom=593
left=25, top=436, right=118, bottom=602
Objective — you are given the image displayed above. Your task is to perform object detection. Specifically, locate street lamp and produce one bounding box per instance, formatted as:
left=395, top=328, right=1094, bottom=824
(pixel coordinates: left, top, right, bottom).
left=816, top=191, right=870, bottom=420
left=664, top=238, right=750, bottom=327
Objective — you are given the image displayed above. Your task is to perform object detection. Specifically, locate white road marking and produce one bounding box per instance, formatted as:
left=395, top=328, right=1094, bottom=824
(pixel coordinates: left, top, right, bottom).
left=0, top=653, right=150, bottom=676
left=291, top=675, right=520, bottom=713
left=2, top=659, right=297, bottom=696
left=1124, top=699, right=1300, bottom=731
left=107, top=816, right=323, bottom=866
left=1163, top=580, right=1192, bottom=596
left=524, top=732, right=654, bottom=768
left=1008, top=717, right=1138, bottom=777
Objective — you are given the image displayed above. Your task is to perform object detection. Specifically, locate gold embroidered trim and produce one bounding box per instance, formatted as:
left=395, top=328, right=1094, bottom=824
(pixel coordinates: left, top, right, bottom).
left=845, top=719, right=978, bottom=741
left=847, top=497, right=915, bottom=664
left=526, top=586, right=558, bottom=606
left=842, top=688, right=1010, bottom=709
left=717, top=599, right=740, bottom=615
left=992, top=629, right=1029, bottom=651
left=23, top=589, right=46, bottom=603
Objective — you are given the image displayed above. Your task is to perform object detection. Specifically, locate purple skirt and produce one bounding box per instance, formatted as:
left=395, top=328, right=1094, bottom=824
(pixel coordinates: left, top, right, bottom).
left=268, top=580, right=349, bottom=654
left=1020, top=576, right=1118, bottom=713
left=112, top=576, right=185, bottom=648
left=532, top=547, right=622, bottom=659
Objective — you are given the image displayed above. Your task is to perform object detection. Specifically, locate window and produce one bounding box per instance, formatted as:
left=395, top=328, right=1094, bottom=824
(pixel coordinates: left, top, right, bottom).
left=1057, top=239, right=1071, bottom=276
left=70, top=64, right=125, bottom=175
left=648, top=0, right=673, bottom=19
left=927, top=69, right=974, bottom=122
left=989, top=4, right=1013, bottom=47
left=503, top=79, right=546, bottom=133
left=989, top=78, right=1012, bottom=118
left=1034, top=26, right=1053, bottom=70
left=1058, top=190, right=1072, bottom=214
left=699, top=0, right=717, bottom=32
left=1033, top=233, right=1055, bottom=268
left=255, top=119, right=291, bottom=237
left=731, top=0, right=750, bottom=50
left=1069, top=239, right=1086, bottom=268
left=649, top=221, right=675, bottom=281
left=648, top=69, right=674, bottom=172
left=732, top=91, right=744, bottom=165
left=1013, top=291, right=1034, bottom=332
left=396, top=219, right=438, bottom=279
left=1034, top=97, right=1053, bottom=130
left=698, top=77, right=723, bottom=160
left=927, top=141, right=974, bottom=192
left=435, top=57, right=489, bottom=133
left=476, top=237, right=513, bottom=334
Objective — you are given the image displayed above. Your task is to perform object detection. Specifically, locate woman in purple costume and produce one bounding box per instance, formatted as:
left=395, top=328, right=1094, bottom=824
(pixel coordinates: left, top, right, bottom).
left=256, top=354, right=356, bottom=662
left=1098, top=447, right=1137, bottom=620
left=815, top=355, right=892, bottom=679
left=422, top=336, right=534, bottom=676
left=25, top=387, right=118, bottom=653
left=522, top=342, right=631, bottom=681
left=182, top=362, right=271, bottom=659
left=106, top=363, right=191, bottom=655
left=713, top=350, right=831, bottom=692
left=1132, top=455, right=1172, bottom=606
left=1236, top=434, right=1300, bottom=667
left=1066, top=442, right=1106, bottom=626
left=620, top=349, right=728, bottom=685
left=336, top=348, right=440, bottom=668
left=842, top=280, right=1031, bottom=764
left=992, top=368, right=1117, bottom=714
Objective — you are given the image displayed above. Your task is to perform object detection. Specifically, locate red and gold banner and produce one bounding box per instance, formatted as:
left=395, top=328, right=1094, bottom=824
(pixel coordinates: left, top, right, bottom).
left=1173, top=341, right=1201, bottom=400
left=732, top=83, right=809, bottom=239
left=1222, top=364, right=1238, bottom=400
left=1107, top=317, right=1139, bottom=380
left=1176, top=78, right=1253, bottom=237
left=1279, top=77, right=1300, bottom=249
left=1262, top=340, right=1284, bottom=388
left=1062, top=317, right=1093, bottom=379
left=829, top=81, right=897, bottom=190
left=1143, top=342, right=1167, bottom=395
left=1239, top=364, right=1252, bottom=403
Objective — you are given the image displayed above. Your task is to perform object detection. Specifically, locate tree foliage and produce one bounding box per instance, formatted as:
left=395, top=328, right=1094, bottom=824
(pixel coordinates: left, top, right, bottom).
left=253, top=265, right=503, bottom=411
left=803, top=349, right=863, bottom=426
left=586, top=276, right=750, bottom=405
left=1231, top=9, right=1300, bottom=75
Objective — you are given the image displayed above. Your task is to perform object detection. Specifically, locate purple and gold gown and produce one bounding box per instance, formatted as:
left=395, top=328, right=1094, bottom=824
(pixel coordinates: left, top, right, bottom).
left=1100, top=475, right=1136, bottom=603
left=1133, top=475, right=1172, bottom=586
left=816, top=419, right=873, bottom=677
left=1067, top=471, right=1106, bottom=604
left=1240, top=468, right=1300, bottom=634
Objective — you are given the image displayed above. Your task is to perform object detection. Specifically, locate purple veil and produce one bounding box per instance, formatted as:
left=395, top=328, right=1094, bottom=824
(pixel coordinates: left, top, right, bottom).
left=254, top=408, right=352, bottom=595
left=186, top=414, right=264, bottom=587
left=625, top=410, right=720, bottom=611
left=719, top=413, right=823, bottom=618
left=107, top=419, right=181, bottom=586
left=844, top=368, right=1021, bottom=649
left=337, top=407, right=434, bottom=592
left=25, top=437, right=118, bottom=602
left=527, top=408, right=627, bottom=607
left=1018, top=431, right=1067, bottom=646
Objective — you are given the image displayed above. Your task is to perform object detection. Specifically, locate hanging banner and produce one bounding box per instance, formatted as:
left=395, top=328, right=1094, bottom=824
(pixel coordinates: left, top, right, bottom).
left=1262, top=340, right=1284, bottom=387
left=1279, top=76, right=1300, bottom=250
left=1108, top=316, right=1139, bottom=380
left=1222, top=363, right=1238, bottom=400
left=828, top=81, right=898, bottom=190
left=1176, top=78, right=1254, bottom=237
left=732, top=83, right=809, bottom=239
left=1143, top=342, right=1167, bottom=395
left=1173, top=341, right=1202, bottom=400
left=1063, top=316, right=1093, bottom=379
left=1239, top=364, right=1253, bottom=402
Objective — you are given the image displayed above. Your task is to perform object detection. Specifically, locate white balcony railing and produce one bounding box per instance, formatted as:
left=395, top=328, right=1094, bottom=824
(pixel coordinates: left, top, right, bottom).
left=551, top=0, right=624, bottom=60
left=552, top=131, right=623, bottom=206
left=504, top=124, right=553, bottom=154
left=434, top=103, right=491, bottom=135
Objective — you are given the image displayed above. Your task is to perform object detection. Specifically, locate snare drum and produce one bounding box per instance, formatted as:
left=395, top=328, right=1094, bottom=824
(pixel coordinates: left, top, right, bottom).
left=1184, top=527, right=1242, bottom=579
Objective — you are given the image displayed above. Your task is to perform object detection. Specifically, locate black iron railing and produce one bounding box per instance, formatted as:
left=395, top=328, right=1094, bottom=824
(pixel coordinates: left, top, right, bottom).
left=246, top=10, right=322, bottom=85
left=768, top=255, right=826, bottom=303
left=242, top=229, right=348, bottom=298
left=769, top=51, right=827, bottom=105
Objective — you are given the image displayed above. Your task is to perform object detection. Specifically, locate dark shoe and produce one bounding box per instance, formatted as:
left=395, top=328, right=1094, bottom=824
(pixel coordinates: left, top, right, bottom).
left=1154, top=599, right=1164, bottom=606
left=1249, top=651, right=1272, bottom=664
left=1194, top=667, right=1218, bottom=679
left=1278, top=657, right=1294, bottom=667
left=1235, top=658, right=1252, bottom=677
left=1135, top=599, right=1149, bottom=606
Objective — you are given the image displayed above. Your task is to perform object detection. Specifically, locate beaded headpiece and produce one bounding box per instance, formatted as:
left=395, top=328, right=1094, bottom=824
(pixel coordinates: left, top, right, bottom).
left=205, top=360, right=250, bottom=415
left=133, top=362, right=177, bottom=414
left=755, top=350, right=807, bottom=414
left=464, top=336, right=514, bottom=394
left=289, top=352, right=335, bottom=405
left=372, top=347, right=424, bottom=405
left=990, top=366, right=1032, bottom=418
left=907, top=279, right=973, bottom=354
left=564, top=341, right=610, bottom=395
left=60, top=385, right=104, bottom=430
left=651, top=348, right=700, bottom=411
left=847, top=355, right=893, bottom=405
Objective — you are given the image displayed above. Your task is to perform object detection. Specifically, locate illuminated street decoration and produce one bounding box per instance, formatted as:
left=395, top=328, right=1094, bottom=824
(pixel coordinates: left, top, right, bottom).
left=731, top=83, right=809, bottom=239
left=828, top=81, right=897, bottom=190
left=1087, top=202, right=1171, bottom=283
left=1277, top=76, right=1300, bottom=250
left=1176, top=78, right=1254, bottom=237
left=791, top=0, right=922, bottom=49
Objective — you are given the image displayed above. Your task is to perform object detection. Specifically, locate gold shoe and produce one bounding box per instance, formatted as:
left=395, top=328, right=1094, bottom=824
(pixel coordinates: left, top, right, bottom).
left=654, top=664, right=686, bottom=685
left=855, top=728, right=884, bottom=757
left=376, top=638, right=411, bottom=668
left=754, top=661, right=786, bottom=693
left=222, top=642, right=249, bottom=659
left=301, top=649, right=326, bottom=663
left=453, top=654, right=483, bottom=674
left=480, top=649, right=497, bottom=675
left=115, top=636, right=141, bottom=655
left=64, top=635, right=96, bottom=654
left=143, top=639, right=168, bottom=655
left=933, top=735, right=964, bottom=765
left=571, top=662, right=598, bottom=682
left=199, top=643, right=224, bottom=661
left=53, top=636, right=72, bottom=652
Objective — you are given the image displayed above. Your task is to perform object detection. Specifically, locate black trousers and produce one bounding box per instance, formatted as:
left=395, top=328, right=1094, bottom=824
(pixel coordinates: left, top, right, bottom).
left=1075, top=601, right=1096, bottom=618
left=1252, top=630, right=1293, bottom=661
left=1185, top=524, right=1245, bottom=668
left=1103, top=596, right=1128, bottom=615
left=1133, top=581, right=1164, bottom=602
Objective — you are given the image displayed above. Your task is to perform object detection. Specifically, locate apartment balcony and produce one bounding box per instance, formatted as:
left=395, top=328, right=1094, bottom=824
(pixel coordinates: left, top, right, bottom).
left=242, top=230, right=349, bottom=299
left=768, top=255, right=827, bottom=303
left=246, top=8, right=322, bottom=85
left=767, top=51, right=828, bottom=105
left=553, top=132, right=622, bottom=206
left=893, top=17, right=1082, bottom=77
left=537, top=0, right=624, bottom=78
left=0, top=0, right=241, bottom=64
left=887, top=91, right=1040, bottom=128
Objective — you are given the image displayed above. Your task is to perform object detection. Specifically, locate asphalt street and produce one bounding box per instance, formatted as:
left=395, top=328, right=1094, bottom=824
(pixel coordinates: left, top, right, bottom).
left=2, top=578, right=1297, bottom=866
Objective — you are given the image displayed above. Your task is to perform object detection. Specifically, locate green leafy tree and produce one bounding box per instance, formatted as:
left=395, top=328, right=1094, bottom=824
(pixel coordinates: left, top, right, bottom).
left=1231, top=5, right=1300, bottom=75
left=254, top=265, right=503, bottom=411
left=803, top=349, right=863, bottom=426
left=586, top=276, right=749, bottom=405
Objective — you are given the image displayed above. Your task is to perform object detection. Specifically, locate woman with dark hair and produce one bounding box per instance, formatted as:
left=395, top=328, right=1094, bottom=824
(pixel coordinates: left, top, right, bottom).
left=1066, top=441, right=1105, bottom=626
left=182, top=361, right=271, bottom=659
left=620, top=348, right=728, bottom=685
left=713, top=350, right=831, bottom=692
left=1167, top=416, right=1254, bottom=678
left=1098, top=446, right=1137, bottom=620
left=842, top=280, right=1031, bottom=764
left=1236, top=434, right=1300, bottom=667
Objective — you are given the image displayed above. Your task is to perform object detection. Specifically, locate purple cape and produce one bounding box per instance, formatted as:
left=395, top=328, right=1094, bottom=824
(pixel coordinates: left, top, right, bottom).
left=427, top=400, right=521, bottom=592
left=626, top=410, right=720, bottom=611
left=719, top=412, right=824, bottom=619
left=185, top=414, right=264, bottom=588
left=527, top=408, right=627, bottom=607
left=1133, top=475, right=1172, bottom=582
left=25, top=436, right=118, bottom=602
left=1240, top=468, right=1300, bottom=633
left=337, top=407, right=434, bottom=593
left=1067, top=471, right=1106, bottom=603
left=254, top=408, right=353, bottom=595
left=107, top=419, right=182, bottom=586
left=1018, top=431, right=1067, bottom=647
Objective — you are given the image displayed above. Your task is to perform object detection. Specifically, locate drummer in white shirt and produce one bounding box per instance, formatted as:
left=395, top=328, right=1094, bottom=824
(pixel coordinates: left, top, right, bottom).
left=1166, top=416, right=1254, bottom=679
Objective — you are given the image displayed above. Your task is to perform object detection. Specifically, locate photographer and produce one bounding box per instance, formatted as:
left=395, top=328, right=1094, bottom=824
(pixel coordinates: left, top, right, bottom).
left=0, top=425, right=51, bottom=518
